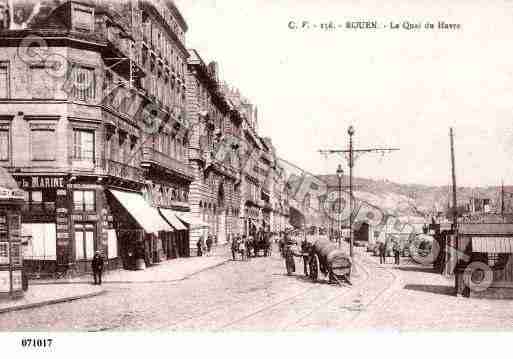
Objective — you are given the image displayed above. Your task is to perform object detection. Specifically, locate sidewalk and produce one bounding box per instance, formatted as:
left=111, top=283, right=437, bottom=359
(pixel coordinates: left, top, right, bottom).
left=0, top=246, right=230, bottom=314
left=34, top=244, right=231, bottom=285
left=0, top=284, right=105, bottom=314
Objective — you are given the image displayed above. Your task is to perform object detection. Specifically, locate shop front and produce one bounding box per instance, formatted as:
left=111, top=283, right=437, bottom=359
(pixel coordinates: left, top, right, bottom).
left=0, top=169, right=26, bottom=299
left=159, top=208, right=190, bottom=258
left=107, top=189, right=173, bottom=270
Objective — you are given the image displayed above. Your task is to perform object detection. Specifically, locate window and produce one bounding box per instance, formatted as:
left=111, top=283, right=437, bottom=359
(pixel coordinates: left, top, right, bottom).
left=0, top=63, right=9, bottom=98
left=107, top=229, right=118, bottom=259
left=31, top=129, right=55, bottom=161
left=74, top=223, right=95, bottom=260
left=73, top=129, right=95, bottom=161
left=21, top=223, right=57, bottom=260
left=69, top=66, right=95, bottom=101
left=73, top=190, right=95, bottom=212
left=72, top=7, right=94, bottom=31
left=0, top=128, right=9, bottom=160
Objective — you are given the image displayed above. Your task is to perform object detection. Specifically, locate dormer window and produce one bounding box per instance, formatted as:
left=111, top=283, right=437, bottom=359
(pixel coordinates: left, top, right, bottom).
left=71, top=3, right=94, bottom=32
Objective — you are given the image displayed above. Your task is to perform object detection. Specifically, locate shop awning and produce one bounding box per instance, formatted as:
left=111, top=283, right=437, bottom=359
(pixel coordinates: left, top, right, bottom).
left=175, top=212, right=210, bottom=230
left=472, top=237, right=513, bottom=253
left=159, top=208, right=187, bottom=231
left=109, top=189, right=172, bottom=234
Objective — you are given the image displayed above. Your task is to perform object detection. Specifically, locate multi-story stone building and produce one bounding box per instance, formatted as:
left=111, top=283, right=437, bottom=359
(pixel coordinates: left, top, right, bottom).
left=0, top=0, right=194, bottom=276
left=186, top=50, right=243, bottom=251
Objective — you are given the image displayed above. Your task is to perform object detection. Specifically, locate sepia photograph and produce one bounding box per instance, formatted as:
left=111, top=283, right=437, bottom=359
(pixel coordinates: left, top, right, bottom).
left=0, top=0, right=512, bottom=357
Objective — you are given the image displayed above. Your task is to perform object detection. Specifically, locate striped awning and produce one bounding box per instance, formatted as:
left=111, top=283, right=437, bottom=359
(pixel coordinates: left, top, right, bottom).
left=471, top=237, right=513, bottom=253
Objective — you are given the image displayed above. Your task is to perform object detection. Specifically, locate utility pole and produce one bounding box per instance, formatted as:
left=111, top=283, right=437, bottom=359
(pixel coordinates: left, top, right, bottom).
left=450, top=128, right=458, bottom=230
left=319, top=125, right=399, bottom=258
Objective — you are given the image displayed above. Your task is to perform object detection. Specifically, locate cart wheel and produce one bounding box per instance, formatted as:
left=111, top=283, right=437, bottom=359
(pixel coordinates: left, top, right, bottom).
left=309, top=254, right=319, bottom=281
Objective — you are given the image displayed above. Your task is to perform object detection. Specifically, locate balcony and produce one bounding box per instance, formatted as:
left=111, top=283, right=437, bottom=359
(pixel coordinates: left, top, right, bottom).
left=141, top=147, right=194, bottom=181
left=69, top=156, right=145, bottom=183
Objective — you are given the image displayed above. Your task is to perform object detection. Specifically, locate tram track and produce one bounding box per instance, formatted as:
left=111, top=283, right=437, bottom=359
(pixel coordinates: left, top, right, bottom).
left=159, top=255, right=322, bottom=330
left=219, top=257, right=370, bottom=330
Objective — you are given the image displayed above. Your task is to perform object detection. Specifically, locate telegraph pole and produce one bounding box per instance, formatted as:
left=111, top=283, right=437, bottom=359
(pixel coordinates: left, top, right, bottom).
left=319, top=125, right=399, bottom=258
left=450, top=128, right=458, bottom=230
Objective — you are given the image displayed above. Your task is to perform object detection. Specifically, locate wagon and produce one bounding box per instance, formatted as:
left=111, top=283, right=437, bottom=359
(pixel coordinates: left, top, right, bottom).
left=307, top=238, right=352, bottom=285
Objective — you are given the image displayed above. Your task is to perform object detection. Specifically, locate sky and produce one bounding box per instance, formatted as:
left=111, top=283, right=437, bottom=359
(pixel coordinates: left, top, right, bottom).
left=175, top=0, right=513, bottom=187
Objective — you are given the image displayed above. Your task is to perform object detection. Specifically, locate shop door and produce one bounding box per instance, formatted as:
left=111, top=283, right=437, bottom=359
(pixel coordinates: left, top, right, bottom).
left=74, top=223, right=95, bottom=273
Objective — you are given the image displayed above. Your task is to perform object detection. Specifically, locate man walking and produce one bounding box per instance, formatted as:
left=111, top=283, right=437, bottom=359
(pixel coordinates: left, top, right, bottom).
left=197, top=235, right=205, bottom=256
left=206, top=234, right=213, bottom=256
left=92, top=251, right=104, bottom=285
left=393, top=240, right=401, bottom=265
left=379, top=241, right=386, bottom=265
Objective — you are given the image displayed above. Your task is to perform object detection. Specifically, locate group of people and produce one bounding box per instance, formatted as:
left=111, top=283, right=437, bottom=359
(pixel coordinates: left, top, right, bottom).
left=229, top=230, right=273, bottom=260
left=196, top=234, right=217, bottom=257
left=378, top=240, right=402, bottom=265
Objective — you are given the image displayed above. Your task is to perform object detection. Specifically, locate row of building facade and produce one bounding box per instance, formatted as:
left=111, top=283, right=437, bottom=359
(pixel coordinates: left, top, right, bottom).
left=0, top=0, right=290, bottom=276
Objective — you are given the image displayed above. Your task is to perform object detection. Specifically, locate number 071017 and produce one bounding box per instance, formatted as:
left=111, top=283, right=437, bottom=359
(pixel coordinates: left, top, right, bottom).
left=21, top=338, right=53, bottom=348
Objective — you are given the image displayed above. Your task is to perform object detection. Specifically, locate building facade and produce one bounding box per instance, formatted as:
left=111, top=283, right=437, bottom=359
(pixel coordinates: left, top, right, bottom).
left=0, top=0, right=194, bottom=276
left=186, top=51, right=242, bottom=251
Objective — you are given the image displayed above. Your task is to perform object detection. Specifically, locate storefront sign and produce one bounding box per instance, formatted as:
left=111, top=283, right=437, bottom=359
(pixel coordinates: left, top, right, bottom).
left=56, top=208, right=68, bottom=214
left=56, top=217, right=68, bottom=224
left=86, top=214, right=98, bottom=221
left=0, top=187, right=25, bottom=201
left=56, top=232, right=69, bottom=239
left=71, top=215, right=83, bottom=221
left=57, top=189, right=67, bottom=196
left=17, top=176, right=65, bottom=189
left=56, top=224, right=68, bottom=231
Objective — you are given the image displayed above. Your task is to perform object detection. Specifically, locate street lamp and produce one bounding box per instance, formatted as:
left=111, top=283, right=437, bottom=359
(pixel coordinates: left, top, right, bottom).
left=347, top=125, right=355, bottom=258
left=336, top=164, right=344, bottom=248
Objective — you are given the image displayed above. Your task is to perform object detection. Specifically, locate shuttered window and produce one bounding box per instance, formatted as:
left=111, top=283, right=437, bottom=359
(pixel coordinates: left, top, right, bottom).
left=0, top=63, right=9, bottom=98
left=31, top=129, right=55, bottom=161
left=69, top=66, right=95, bottom=102
left=73, top=190, right=95, bottom=212
left=0, top=128, right=9, bottom=160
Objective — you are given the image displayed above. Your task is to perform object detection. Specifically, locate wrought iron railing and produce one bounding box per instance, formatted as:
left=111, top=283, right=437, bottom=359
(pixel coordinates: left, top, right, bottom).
left=69, top=156, right=145, bottom=183
left=141, top=147, right=194, bottom=179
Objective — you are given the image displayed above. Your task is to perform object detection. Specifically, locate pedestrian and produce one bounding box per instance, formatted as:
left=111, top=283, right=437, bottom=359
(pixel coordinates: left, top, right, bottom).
left=393, top=240, right=401, bottom=265
left=231, top=234, right=239, bottom=261
left=379, top=241, right=386, bottom=265
left=92, top=251, right=104, bottom=285
left=197, top=235, right=205, bottom=256
left=206, top=234, right=213, bottom=256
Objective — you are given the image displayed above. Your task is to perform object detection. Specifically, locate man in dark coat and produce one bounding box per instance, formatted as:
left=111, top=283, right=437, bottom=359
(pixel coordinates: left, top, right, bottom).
left=206, top=234, right=213, bottom=256
left=197, top=235, right=205, bottom=256
left=92, top=251, right=104, bottom=285
left=379, top=241, right=386, bottom=265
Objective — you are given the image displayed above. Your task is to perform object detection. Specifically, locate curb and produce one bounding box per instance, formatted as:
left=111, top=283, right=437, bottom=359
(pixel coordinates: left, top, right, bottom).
left=0, top=290, right=107, bottom=315
left=30, top=258, right=231, bottom=285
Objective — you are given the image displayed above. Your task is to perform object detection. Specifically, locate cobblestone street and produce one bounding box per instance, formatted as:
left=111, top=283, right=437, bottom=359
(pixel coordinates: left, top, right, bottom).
left=2, top=243, right=513, bottom=331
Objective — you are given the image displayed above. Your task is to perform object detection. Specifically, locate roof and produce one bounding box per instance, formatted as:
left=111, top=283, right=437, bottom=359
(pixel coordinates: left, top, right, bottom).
left=459, top=223, right=513, bottom=235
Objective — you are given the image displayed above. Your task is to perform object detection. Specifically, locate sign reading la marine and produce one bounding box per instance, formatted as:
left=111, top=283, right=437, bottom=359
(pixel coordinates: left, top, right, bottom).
left=16, top=176, right=65, bottom=189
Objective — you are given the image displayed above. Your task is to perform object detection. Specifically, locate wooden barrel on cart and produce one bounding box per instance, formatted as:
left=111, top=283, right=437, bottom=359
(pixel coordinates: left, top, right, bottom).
left=310, top=239, right=352, bottom=280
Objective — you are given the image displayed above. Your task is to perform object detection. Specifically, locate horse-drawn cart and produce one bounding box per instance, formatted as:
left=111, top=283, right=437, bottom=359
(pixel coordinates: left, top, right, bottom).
left=284, top=238, right=352, bottom=286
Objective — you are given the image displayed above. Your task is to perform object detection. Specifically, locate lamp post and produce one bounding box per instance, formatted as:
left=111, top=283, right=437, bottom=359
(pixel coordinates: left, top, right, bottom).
left=336, top=164, right=344, bottom=248
left=347, top=125, right=355, bottom=258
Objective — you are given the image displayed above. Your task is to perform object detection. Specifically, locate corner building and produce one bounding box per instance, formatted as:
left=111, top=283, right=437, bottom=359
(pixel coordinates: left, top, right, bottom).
left=0, top=0, right=194, bottom=276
